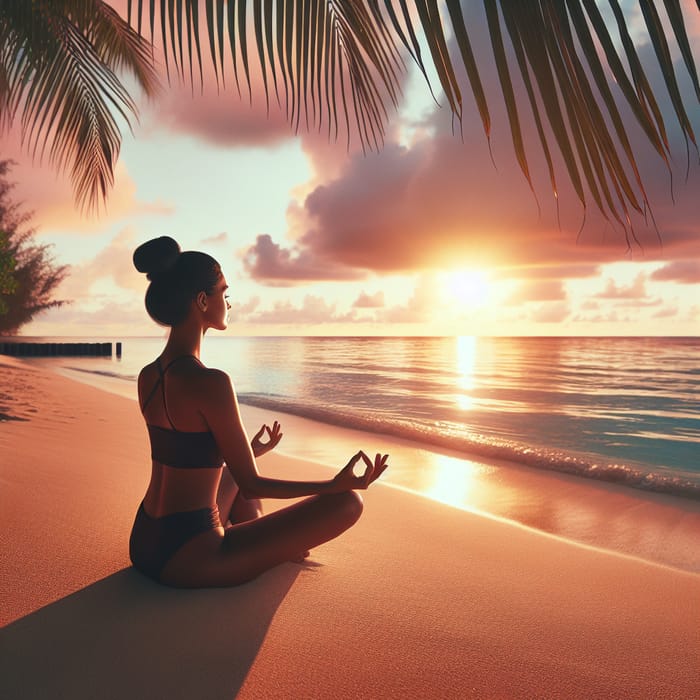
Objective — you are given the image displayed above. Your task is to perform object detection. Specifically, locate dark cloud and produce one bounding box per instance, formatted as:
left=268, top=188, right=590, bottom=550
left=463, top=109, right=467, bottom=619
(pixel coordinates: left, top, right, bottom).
left=242, top=234, right=366, bottom=285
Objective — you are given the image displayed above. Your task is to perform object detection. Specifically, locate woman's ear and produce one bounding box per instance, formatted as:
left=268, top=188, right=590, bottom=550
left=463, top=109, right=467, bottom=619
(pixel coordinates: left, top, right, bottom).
left=196, top=291, right=207, bottom=311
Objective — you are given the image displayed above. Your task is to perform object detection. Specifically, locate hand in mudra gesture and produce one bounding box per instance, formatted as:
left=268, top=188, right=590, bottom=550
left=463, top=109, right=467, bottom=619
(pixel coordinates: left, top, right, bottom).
left=251, top=421, right=283, bottom=457
left=333, top=451, right=389, bottom=491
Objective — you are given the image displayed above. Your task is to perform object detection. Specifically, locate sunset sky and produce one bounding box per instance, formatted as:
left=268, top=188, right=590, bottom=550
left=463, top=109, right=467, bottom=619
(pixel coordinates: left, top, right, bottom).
left=6, top=2, right=700, bottom=337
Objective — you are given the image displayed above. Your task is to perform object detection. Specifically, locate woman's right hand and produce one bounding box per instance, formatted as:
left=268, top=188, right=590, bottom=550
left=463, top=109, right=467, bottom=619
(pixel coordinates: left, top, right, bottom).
left=332, top=451, right=389, bottom=491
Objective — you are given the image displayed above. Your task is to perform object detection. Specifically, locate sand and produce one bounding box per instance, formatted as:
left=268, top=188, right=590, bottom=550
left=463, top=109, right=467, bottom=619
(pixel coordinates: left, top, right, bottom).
left=1, top=356, right=698, bottom=699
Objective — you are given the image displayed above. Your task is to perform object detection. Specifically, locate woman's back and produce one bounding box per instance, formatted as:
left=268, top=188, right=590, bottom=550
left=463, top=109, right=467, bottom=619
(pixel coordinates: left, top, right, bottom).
left=138, top=356, right=224, bottom=517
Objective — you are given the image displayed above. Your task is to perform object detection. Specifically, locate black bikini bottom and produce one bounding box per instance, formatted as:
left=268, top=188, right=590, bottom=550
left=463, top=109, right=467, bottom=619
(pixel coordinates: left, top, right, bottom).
left=129, top=502, right=220, bottom=582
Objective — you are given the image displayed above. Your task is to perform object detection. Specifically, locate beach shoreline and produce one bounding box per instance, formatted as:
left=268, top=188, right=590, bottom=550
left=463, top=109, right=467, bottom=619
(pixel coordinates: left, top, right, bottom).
left=42, top=358, right=700, bottom=574
left=1, top=355, right=699, bottom=698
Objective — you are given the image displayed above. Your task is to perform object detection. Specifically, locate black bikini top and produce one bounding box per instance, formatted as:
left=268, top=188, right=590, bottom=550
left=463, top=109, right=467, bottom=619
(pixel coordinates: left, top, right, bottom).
left=141, top=356, right=224, bottom=469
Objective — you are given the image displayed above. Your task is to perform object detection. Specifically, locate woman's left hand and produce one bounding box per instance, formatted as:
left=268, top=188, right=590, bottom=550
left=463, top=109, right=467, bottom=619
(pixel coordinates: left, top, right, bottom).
left=251, top=421, right=283, bottom=457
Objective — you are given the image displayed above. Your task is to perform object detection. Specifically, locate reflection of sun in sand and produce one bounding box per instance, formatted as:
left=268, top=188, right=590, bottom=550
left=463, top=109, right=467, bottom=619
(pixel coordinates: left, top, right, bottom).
left=439, top=269, right=491, bottom=310
left=425, top=454, right=494, bottom=510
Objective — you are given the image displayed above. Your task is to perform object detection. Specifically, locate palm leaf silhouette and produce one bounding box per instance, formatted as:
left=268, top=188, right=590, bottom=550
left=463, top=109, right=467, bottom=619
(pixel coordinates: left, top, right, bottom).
left=0, top=0, right=158, bottom=211
left=2, top=1, right=698, bottom=228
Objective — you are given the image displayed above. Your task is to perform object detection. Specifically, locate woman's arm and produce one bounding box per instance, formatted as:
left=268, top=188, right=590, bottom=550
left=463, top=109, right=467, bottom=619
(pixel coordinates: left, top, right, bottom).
left=199, top=369, right=387, bottom=499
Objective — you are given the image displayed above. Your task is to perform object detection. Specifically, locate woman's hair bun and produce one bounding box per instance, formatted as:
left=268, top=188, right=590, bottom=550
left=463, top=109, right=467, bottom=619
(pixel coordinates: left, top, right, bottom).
left=133, top=236, right=181, bottom=280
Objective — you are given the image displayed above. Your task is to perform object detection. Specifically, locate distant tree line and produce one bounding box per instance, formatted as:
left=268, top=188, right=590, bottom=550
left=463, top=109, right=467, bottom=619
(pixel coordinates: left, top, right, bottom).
left=0, top=160, right=67, bottom=335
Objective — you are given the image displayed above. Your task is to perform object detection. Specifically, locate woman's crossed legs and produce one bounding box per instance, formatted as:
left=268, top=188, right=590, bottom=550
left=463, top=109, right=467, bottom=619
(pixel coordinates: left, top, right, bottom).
left=160, top=486, right=363, bottom=587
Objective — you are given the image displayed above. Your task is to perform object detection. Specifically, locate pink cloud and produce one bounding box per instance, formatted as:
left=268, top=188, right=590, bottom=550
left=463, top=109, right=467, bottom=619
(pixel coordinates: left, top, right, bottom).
left=281, top=121, right=700, bottom=281
left=353, top=291, right=385, bottom=308
left=509, top=280, right=568, bottom=304
left=242, top=234, right=366, bottom=285
left=531, top=303, right=571, bottom=323
left=146, top=81, right=293, bottom=148
left=302, top=148, right=563, bottom=267
left=57, top=228, right=144, bottom=300
left=614, top=298, right=663, bottom=308
left=250, top=295, right=357, bottom=324
left=28, top=297, right=150, bottom=336
left=201, top=232, right=229, bottom=246
left=650, top=260, right=700, bottom=284
left=652, top=306, right=680, bottom=319
left=595, top=274, right=649, bottom=300
left=276, top=7, right=700, bottom=282
left=686, top=305, right=700, bottom=321
left=497, top=265, right=600, bottom=281
left=380, top=276, right=441, bottom=323
left=230, top=296, right=260, bottom=321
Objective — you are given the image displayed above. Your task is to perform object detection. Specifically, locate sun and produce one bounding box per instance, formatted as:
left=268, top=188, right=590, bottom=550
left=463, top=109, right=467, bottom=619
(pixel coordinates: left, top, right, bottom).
left=439, top=269, right=491, bottom=309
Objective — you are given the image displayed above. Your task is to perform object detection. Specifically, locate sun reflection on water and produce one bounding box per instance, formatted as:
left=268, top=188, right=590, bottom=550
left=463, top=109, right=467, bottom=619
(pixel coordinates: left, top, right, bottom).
left=455, top=335, right=477, bottom=411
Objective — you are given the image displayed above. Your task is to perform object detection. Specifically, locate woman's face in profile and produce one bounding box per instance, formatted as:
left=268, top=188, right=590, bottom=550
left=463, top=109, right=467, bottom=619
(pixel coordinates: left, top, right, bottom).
left=205, top=277, right=231, bottom=331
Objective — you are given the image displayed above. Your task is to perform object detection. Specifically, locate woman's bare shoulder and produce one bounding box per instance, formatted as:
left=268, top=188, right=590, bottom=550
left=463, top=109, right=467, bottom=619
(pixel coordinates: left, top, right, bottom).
left=192, top=364, right=234, bottom=401
left=137, top=361, right=156, bottom=381
left=137, top=361, right=156, bottom=393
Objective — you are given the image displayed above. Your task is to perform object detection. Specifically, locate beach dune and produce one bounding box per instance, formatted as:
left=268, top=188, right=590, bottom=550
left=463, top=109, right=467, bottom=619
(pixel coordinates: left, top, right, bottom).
left=1, top=357, right=698, bottom=699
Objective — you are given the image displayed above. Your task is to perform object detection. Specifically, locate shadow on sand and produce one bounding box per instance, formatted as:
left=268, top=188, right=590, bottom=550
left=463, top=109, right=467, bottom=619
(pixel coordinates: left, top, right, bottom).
left=1, top=565, right=301, bottom=699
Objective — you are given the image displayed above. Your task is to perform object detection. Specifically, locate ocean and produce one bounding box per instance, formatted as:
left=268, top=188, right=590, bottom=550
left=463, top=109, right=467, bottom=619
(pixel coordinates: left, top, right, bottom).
left=11, top=334, right=700, bottom=571
left=26, top=335, right=699, bottom=497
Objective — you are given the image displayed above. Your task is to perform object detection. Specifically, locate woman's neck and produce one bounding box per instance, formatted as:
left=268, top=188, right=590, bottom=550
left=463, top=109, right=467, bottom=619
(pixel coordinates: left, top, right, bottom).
left=163, top=323, right=204, bottom=360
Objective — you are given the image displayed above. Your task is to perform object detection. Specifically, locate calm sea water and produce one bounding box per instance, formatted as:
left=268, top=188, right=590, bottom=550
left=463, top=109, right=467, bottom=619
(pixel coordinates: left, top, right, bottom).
left=22, top=335, right=700, bottom=500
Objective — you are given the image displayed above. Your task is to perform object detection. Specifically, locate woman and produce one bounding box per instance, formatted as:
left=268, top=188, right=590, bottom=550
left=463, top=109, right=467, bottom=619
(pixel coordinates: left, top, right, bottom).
left=129, top=236, right=388, bottom=587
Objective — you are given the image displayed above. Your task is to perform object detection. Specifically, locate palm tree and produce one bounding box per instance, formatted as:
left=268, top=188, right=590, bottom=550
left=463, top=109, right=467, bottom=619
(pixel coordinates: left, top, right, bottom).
left=2, top=1, right=698, bottom=235
left=0, top=1, right=159, bottom=210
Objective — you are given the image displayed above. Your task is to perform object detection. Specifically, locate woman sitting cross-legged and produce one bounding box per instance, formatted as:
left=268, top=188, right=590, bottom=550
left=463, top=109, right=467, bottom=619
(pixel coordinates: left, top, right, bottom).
left=129, top=236, right=389, bottom=588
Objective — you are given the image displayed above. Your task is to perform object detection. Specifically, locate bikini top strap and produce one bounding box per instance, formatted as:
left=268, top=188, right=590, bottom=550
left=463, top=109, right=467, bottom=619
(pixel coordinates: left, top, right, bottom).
left=140, top=357, right=163, bottom=412
left=142, top=355, right=200, bottom=429
left=159, top=356, right=178, bottom=430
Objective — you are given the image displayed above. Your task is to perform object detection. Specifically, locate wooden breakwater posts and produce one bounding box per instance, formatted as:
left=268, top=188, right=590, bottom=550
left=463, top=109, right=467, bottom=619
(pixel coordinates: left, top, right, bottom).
left=0, top=341, right=122, bottom=358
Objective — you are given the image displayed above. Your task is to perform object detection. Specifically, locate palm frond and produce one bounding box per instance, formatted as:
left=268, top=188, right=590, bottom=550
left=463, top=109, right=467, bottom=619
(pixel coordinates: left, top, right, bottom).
left=128, top=0, right=699, bottom=231
left=2, top=1, right=698, bottom=225
left=130, top=0, right=405, bottom=150
left=0, top=0, right=159, bottom=212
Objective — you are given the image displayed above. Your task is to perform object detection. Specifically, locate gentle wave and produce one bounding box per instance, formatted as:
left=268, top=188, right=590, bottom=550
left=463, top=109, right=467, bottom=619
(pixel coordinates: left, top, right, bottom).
left=53, top=342, right=700, bottom=502
left=238, top=392, right=700, bottom=500
left=63, top=366, right=138, bottom=382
